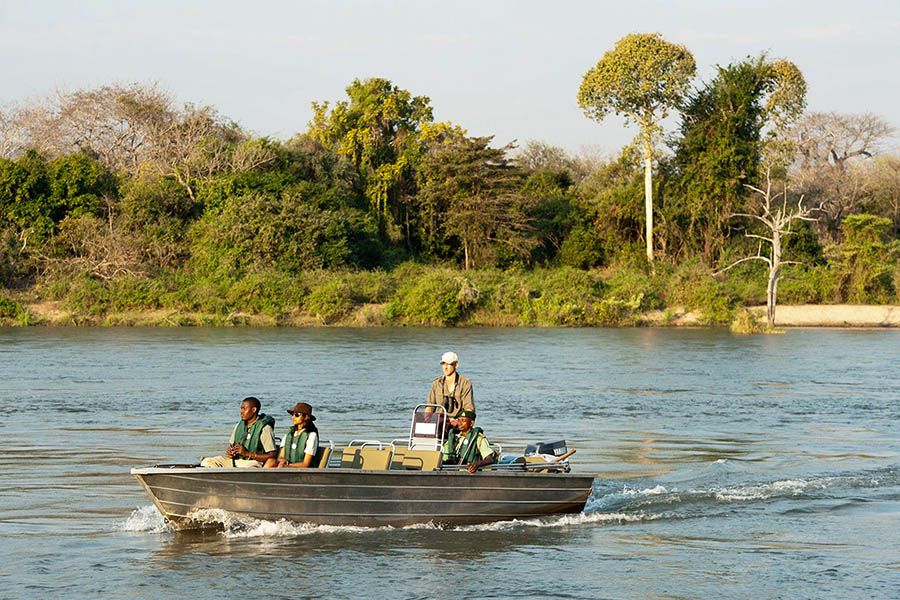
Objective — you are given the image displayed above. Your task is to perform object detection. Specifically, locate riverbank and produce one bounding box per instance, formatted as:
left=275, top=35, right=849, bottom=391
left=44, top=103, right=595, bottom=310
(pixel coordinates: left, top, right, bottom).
left=5, top=300, right=899, bottom=328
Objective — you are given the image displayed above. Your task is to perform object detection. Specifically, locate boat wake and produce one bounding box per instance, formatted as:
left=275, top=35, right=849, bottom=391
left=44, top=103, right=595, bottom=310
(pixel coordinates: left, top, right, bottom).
left=120, top=505, right=173, bottom=533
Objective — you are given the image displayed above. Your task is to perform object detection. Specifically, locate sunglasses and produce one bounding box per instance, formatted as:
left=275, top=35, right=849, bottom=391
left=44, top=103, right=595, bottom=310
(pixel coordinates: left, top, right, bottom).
left=292, top=412, right=308, bottom=417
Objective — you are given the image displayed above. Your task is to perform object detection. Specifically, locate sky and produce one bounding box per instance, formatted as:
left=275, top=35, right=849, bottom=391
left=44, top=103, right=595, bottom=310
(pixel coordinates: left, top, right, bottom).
left=1, top=0, right=899, bottom=157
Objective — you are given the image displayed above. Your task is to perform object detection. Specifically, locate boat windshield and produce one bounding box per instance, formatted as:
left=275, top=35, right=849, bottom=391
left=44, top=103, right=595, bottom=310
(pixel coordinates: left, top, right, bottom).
left=408, top=404, right=447, bottom=450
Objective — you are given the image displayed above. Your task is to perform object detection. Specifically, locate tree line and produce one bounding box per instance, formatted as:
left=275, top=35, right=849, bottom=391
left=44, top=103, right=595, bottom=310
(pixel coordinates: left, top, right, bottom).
left=1, top=35, right=898, bottom=326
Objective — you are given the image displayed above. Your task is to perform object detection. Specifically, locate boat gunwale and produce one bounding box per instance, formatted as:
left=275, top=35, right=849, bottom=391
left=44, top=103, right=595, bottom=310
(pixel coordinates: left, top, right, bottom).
left=131, top=466, right=595, bottom=481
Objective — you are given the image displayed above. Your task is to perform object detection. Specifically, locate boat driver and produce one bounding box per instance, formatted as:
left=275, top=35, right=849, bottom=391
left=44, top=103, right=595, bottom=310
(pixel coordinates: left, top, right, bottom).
left=200, top=396, right=277, bottom=468
left=442, top=410, right=495, bottom=473
left=424, top=351, right=474, bottom=427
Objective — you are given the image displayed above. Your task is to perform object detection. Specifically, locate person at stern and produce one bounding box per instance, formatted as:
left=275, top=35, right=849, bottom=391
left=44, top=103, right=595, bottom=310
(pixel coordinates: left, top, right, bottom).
left=442, top=410, right=494, bottom=473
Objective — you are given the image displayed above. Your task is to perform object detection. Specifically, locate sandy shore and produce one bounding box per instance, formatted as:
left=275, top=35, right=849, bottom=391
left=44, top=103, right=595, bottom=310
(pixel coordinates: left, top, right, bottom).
left=8, top=301, right=900, bottom=328
left=644, top=304, right=900, bottom=328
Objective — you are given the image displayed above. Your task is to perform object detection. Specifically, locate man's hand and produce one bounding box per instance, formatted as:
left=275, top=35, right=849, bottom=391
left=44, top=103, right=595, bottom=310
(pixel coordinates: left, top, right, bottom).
left=227, top=444, right=247, bottom=458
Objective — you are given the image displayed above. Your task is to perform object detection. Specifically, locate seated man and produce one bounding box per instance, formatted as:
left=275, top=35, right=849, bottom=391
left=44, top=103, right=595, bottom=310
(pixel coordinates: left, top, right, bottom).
left=200, top=396, right=277, bottom=468
left=268, top=401, right=319, bottom=468
left=442, top=410, right=495, bottom=473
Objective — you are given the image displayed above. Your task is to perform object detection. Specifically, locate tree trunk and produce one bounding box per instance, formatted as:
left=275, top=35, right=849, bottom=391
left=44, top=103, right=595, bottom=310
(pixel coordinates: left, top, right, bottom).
left=464, top=241, right=470, bottom=271
left=642, top=129, right=654, bottom=265
left=767, top=233, right=782, bottom=329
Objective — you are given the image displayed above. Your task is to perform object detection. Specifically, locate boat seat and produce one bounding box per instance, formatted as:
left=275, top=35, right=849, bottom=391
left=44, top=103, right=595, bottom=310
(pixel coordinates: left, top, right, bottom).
left=390, top=448, right=441, bottom=471
left=314, top=446, right=332, bottom=468
left=340, top=447, right=393, bottom=470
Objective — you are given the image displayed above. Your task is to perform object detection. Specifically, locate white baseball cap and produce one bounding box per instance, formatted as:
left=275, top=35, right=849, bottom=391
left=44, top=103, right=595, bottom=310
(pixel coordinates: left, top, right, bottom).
left=440, top=351, right=459, bottom=364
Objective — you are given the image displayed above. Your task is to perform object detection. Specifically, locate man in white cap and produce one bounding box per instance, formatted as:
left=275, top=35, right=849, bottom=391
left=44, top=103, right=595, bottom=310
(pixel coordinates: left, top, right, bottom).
left=425, top=351, right=474, bottom=425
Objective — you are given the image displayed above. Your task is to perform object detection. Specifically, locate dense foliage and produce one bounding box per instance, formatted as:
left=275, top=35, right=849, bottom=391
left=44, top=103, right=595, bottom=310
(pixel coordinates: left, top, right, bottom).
left=0, top=49, right=898, bottom=326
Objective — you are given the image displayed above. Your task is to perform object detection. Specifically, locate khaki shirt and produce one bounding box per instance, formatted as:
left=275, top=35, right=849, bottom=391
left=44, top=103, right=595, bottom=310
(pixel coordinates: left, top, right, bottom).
left=445, top=430, right=493, bottom=462
left=426, top=373, right=474, bottom=417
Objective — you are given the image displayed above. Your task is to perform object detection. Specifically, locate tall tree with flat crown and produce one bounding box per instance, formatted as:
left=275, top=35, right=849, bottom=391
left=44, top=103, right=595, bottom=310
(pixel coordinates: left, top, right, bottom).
left=578, top=33, right=695, bottom=264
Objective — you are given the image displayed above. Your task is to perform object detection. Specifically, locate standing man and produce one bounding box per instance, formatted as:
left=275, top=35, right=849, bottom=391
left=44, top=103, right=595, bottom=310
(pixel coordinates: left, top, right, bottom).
left=425, top=351, right=474, bottom=426
left=200, top=397, right=277, bottom=468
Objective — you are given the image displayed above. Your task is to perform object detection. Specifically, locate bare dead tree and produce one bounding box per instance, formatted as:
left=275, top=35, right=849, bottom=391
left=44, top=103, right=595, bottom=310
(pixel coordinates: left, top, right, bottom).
left=3, top=84, right=261, bottom=200
left=793, top=112, right=895, bottom=169
left=0, top=103, right=30, bottom=159
left=791, top=112, right=896, bottom=240
left=4, top=84, right=174, bottom=172
left=36, top=215, right=147, bottom=280
left=141, top=104, right=247, bottom=201
left=230, top=139, right=277, bottom=173
left=719, top=166, right=823, bottom=329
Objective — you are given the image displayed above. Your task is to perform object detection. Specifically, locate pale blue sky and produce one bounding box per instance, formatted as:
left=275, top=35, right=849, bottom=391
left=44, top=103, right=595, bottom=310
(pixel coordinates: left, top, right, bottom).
left=1, top=0, right=898, bottom=155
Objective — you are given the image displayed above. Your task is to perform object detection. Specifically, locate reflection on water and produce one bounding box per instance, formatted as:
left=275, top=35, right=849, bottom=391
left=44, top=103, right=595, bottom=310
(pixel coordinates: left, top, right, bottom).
left=1, top=327, right=899, bottom=598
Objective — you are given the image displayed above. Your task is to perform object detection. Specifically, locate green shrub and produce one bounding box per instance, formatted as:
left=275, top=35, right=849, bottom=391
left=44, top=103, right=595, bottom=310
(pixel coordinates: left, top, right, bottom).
left=225, top=271, right=302, bottom=317
left=394, top=269, right=476, bottom=325
left=558, top=225, right=604, bottom=268
left=687, top=279, right=735, bottom=325
left=527, top=267, right=605, bottom=325
left=0, top=295, right=25, bottom=318
left=827, top=215, right=898, bottom=303
left=305, top=280, right=353, bottom=323
left=342, top=269, right=397, bottom=303
left=730, top=309, right=763, bottom=334
left=778, top=265, right=835, bottom=304
left=604, top=268, right=664, bottom=311
left=59, top=274, right=110, bottom=315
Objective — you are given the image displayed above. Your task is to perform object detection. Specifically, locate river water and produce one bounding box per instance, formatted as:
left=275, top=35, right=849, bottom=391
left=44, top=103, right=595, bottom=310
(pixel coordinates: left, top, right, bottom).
left=1, top=327, right=898, bottom=599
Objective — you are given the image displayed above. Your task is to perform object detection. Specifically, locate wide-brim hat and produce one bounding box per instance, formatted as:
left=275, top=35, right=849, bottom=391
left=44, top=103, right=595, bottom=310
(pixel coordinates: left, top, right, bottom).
left=286, top=401, right=316, bottom=420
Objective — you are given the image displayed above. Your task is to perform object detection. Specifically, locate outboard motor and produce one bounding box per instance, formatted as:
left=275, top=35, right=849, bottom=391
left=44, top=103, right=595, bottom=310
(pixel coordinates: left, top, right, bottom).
left=524, top=439, right=569, bottom=460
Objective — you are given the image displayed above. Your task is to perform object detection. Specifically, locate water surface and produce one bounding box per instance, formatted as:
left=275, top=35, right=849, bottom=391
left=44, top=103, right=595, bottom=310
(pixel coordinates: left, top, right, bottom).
left=1, top=327, right=898, bottom=598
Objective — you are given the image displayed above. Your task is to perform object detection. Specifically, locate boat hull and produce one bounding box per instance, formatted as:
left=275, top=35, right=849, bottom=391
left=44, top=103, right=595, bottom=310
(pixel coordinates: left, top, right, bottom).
left=132, top=467, right=595, bottom=529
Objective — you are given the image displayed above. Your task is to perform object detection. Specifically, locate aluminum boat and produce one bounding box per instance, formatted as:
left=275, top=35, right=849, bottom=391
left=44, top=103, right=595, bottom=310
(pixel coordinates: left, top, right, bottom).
left=132, top=405, right=595, bottom=529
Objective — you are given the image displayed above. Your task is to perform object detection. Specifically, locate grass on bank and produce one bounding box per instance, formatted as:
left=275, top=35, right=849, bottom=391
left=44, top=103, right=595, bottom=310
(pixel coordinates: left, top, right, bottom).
left=0, top=259, right=896, bottom=328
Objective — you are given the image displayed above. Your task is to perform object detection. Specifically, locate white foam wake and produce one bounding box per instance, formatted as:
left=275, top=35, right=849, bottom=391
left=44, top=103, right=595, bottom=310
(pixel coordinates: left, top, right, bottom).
left=120, top=505, right=173, bottom=533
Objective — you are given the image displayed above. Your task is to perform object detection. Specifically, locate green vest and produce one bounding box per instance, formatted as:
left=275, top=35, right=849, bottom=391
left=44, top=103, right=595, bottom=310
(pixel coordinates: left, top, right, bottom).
left=443, top=427, right=486, bottom=465
left=282, top=428, right=312, bottom=464
left=233, top=414, right=275, bottom=455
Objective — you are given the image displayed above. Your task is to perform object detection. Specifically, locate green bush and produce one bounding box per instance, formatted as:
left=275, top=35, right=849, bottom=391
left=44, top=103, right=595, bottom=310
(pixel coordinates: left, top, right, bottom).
left=827, top=215, right=898, bottom=303
left=393, top=269, right=476, bottom=325
left=305, top=280, right=353, bottom=323
left=0, top=295, right=24, bottom=318
left=58, top=274, right=110, bottom=315
left=730, top=308, right=764, bottom=334
left=558, top=225, right=604, bottom=269
left=604, top=267, right=664, bottom=311
left=778, top=265, right=835, bottom=304
left=526, top=267, right=605, bottom=325
left=225, top=271, right=303, bottom=317
left=686, top=279, right=735, bottom=325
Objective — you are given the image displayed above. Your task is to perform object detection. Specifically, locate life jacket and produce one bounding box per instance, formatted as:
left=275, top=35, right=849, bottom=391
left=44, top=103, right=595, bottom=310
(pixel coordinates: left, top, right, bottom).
left=443, top=426, right=487, bottom=465
left=282, top=427, right=313, bottom=463
left=233, top=413, right=275, bottom=455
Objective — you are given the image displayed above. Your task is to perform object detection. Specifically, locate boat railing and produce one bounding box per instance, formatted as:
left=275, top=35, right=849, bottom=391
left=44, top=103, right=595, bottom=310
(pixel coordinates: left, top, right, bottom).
left=439, top=460, right=571, bottom=473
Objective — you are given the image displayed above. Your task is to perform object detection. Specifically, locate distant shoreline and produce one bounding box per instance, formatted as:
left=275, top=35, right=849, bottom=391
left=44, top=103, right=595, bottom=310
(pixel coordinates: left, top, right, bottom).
left=7, top=301, right=900, bottom=328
